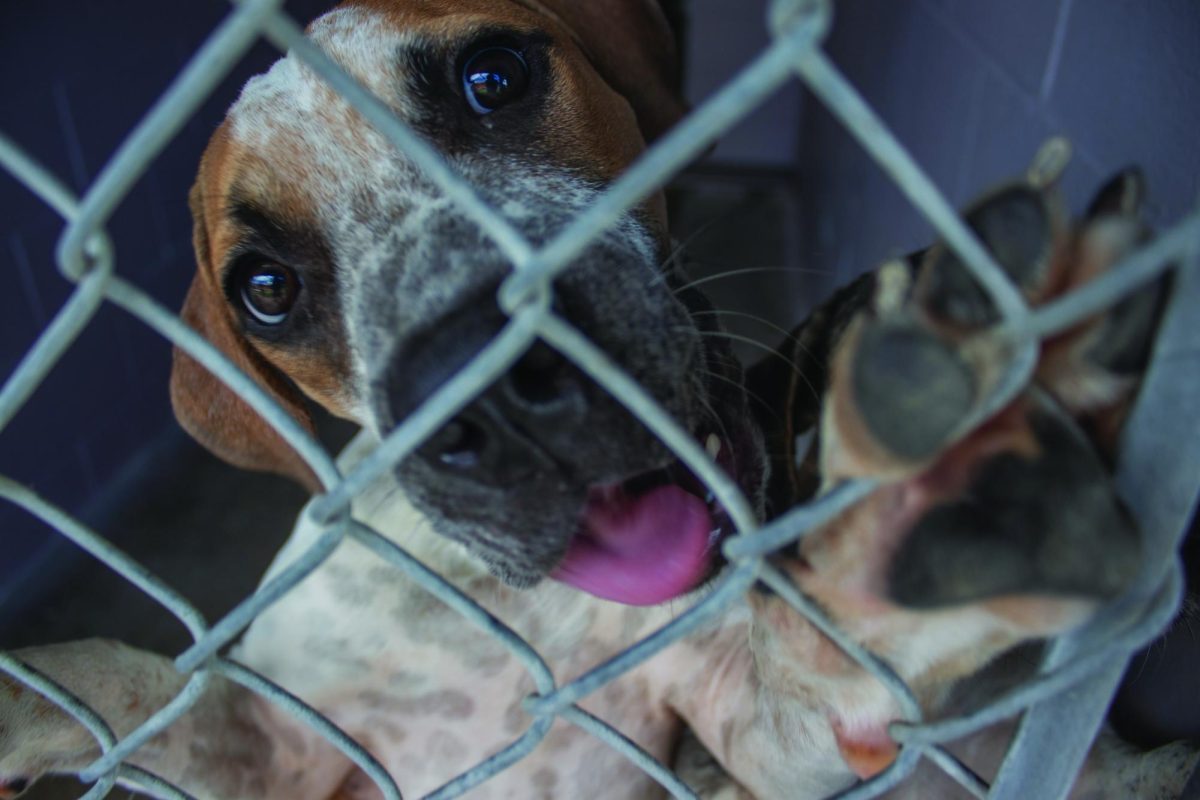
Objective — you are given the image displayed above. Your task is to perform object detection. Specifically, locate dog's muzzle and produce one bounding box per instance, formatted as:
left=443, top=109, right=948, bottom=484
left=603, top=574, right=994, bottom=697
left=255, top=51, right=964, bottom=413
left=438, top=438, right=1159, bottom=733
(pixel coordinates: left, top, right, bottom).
left=361, top=253, right=762, bottom=606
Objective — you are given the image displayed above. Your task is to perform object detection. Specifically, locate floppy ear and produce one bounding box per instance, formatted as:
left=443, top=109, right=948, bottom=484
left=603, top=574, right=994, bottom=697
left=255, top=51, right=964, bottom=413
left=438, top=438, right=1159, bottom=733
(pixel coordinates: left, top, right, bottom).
left=170, top=183, right=321, bottom=492
left=529, top=0, right=688, bottom=142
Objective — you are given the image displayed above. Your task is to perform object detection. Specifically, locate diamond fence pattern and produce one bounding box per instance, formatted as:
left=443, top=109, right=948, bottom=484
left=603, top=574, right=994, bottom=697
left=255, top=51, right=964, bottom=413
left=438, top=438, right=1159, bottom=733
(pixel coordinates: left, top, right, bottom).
left=1, top=0, right=1198, bottom=798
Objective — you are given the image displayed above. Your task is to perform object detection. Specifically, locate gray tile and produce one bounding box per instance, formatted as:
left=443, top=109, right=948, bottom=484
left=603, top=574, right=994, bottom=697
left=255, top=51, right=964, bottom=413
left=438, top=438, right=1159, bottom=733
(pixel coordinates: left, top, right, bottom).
left=957, top=73, right=1049, bottom=193
left=932, top=0, right=1065, bottom=94
left=1049, top=0, right=1200, bottom=223
left=801, top=0, right=991, bottom=278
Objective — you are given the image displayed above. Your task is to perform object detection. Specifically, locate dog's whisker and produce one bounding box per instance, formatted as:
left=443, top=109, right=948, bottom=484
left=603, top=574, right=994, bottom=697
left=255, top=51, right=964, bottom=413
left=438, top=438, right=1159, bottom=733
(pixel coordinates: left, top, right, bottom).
left=698, top=368, right=784, bottom=428
left=687, top=328, right=803, bottom=378
left=701, top=329, right=821, bottom=409
left=691, top=306, right=825, bottom=367
left=688, top=308, right=805, bottom=351
left=648, top=212, right=740, bottom=289
left=363, top=482, right=405, bottom=519
left=671, top=265, right=836, bottom=297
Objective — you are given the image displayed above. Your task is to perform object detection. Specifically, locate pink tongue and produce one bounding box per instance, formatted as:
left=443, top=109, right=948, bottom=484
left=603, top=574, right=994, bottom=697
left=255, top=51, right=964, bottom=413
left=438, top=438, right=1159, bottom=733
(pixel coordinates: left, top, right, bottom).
left=550, top=484, right=714, bottom=605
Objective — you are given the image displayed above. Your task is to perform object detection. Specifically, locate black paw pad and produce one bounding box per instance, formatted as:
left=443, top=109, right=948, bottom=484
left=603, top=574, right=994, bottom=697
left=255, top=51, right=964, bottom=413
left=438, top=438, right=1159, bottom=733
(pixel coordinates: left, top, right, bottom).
left=888, top=409, right=1140, bottom=608
left=851, top=321, right=976, bottom=462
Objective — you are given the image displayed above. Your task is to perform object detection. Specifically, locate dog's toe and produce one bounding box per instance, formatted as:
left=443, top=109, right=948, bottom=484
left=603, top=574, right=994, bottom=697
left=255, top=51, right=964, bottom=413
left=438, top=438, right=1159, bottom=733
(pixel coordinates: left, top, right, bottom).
left=917, top=183, right=1059, bottom=327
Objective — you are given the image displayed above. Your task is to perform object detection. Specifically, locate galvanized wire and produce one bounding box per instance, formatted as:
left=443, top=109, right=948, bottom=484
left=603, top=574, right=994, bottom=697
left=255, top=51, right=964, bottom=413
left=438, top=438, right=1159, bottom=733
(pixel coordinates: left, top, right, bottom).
left=1, top=0, right=1197, bottom=797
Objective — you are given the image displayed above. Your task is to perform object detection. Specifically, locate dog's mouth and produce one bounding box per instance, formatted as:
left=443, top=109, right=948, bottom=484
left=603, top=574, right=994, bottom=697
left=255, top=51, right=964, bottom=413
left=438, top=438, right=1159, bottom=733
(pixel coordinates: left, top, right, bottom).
left=551, top=426, right=750, bottom=605
left=546, top=274, right=766, bottom=606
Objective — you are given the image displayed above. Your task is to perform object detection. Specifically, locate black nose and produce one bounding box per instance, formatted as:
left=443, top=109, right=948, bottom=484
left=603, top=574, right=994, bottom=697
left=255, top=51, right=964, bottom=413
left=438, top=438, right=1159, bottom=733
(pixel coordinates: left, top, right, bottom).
left=380, top=290, right=587, bottom=487
left=417, top=342, right=585, bottom=485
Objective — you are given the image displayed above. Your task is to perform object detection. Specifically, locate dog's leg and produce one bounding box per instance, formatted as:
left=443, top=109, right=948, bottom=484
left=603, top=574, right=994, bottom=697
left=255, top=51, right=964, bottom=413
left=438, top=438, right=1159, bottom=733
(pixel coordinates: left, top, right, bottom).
left=666, top=615, right=862, bottom=800
left=0, top=639, right=353, bottom=799
left=735, top=157, right=1193, bottom=798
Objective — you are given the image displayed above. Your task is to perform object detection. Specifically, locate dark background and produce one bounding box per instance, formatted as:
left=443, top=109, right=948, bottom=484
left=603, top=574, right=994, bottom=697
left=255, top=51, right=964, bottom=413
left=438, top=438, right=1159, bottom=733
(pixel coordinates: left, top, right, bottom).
left=0, top=0, right=332, bottom=611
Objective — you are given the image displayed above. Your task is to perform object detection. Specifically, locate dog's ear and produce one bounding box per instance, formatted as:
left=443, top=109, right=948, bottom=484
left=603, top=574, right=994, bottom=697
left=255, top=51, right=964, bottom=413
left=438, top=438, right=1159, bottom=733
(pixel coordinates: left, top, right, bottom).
left=170, top=182, right=321, bottom=492
left=531, top=0, right=688, bottom=142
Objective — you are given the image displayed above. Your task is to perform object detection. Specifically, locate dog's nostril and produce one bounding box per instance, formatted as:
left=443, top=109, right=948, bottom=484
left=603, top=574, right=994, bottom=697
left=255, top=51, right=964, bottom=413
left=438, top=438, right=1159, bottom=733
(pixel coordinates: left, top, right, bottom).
left=429, top=419, right=486, bottom=469
left=508, top=342, right=570, bottom=406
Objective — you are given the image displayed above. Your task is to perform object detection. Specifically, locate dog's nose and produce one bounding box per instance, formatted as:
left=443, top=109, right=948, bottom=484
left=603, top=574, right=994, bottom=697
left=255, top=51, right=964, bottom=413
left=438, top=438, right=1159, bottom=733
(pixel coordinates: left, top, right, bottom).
left=380, top=290, right=588, bottom=487
left=420, top=342, right=586, bottom=485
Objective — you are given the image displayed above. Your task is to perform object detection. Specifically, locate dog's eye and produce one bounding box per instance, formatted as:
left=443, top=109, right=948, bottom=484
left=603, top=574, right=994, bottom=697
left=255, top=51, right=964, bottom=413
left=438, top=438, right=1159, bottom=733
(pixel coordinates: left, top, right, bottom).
left=239, top=263, right=299, bottom=325
left=462, top=47, right=529, bottom=114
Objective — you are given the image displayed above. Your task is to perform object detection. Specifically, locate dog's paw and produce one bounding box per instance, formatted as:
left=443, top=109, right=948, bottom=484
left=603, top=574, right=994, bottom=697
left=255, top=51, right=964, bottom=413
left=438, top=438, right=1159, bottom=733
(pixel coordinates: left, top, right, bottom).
left=0, top=639, right=188, bottom=797
left=821, top=155, right=1164, bottom=480
left=753, top=150, right=1167, bottom=680
left=747, top=150, right=1172, bottom=796
left=0, top=657, right=101, bottom=798
left=807, top=157, right=1168, bottom=611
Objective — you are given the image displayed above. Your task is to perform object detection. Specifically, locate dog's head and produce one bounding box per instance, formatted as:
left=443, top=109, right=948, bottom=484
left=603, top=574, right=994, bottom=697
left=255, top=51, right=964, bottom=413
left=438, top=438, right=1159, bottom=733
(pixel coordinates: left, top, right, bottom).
left=171, top=0, right=767, bottom=604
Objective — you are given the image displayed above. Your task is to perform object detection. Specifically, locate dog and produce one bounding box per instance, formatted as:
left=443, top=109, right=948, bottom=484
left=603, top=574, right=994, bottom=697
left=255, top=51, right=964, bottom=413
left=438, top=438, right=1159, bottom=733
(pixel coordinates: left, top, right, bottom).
left=1, top=1, right=1196, bottom=798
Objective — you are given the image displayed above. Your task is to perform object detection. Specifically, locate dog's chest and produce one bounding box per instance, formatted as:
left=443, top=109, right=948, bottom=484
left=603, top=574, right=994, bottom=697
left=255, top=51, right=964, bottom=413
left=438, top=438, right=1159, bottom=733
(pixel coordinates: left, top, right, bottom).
left=235, top=518, right=682, bottom=798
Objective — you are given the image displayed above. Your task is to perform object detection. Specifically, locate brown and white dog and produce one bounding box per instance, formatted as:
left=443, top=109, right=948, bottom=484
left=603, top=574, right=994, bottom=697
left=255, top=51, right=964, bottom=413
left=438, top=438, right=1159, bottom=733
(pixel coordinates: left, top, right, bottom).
left=0, top=2, right=1195, bottom=799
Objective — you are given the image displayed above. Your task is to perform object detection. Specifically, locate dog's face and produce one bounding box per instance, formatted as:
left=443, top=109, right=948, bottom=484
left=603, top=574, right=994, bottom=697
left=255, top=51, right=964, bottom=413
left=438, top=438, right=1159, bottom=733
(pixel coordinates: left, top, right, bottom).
left=172, top=0, right=766, bottom=603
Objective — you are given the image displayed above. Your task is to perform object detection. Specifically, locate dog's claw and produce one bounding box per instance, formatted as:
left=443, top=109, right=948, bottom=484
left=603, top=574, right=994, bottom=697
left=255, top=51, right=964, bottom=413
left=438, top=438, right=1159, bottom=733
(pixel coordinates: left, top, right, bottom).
left=1068, top=168, right=1163, bottom=379
left=1083, top=279, right=1167, bottom=376
left=1086, top=167, right=1145, bottom=220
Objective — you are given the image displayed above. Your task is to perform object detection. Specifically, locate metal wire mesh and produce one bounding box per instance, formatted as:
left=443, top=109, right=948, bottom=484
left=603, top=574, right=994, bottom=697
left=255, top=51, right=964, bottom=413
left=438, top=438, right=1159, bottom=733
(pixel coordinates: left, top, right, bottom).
left=1, top=0, right=1197, bottom=798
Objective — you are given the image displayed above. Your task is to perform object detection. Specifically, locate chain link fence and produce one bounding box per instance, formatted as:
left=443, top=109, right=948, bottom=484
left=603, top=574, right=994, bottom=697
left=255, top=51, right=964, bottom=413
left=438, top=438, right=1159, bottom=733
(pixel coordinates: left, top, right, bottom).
left=2, top=0, right=1198, bottom=797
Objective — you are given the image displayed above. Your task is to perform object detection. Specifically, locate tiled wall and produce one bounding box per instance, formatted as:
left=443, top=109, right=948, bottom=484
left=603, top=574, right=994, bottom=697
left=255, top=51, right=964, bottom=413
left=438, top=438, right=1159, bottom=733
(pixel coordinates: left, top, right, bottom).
left=796, top=0, right=1200, bottom=302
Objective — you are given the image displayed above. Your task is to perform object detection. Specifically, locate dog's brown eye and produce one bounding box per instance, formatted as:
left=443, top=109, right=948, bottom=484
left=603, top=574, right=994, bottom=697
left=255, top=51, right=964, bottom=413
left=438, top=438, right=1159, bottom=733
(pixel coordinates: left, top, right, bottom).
left=462, top=47, right=529, bottom=114
left=240, top=263, right=299, bottom=325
